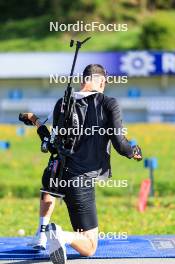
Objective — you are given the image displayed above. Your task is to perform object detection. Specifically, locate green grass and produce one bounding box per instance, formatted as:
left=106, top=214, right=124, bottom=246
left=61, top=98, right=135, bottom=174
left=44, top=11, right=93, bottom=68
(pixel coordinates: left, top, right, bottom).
left=0, top=126, right=49, bottom=197
left=0, top=10, right=175, bottom=51
left=0, top=123, right=175, bottom=236
left=0, top=14, right=139, bottom=51
left=138, top=10, right=175, bottom=50
left=0, top=28, right=140, bottom=52
left=0, top=124, right=175, bottom=198
left=1, top=196, right=175, bottom=236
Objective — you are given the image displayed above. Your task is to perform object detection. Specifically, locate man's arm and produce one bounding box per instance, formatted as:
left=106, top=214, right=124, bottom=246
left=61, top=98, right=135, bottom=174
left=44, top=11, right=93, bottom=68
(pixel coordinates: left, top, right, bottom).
left=105, top=97, right=142, bottom=160
left=52, top=98, right=62, bottom=128
left=37, top=97, right=62, bottom=141
left=37, top=98, right=61, bottom=153
left=19, top=112, right=51, bottom=141
left=19, top=98, right=62, bottom=138
left=19, top=112, right=55, bottom=153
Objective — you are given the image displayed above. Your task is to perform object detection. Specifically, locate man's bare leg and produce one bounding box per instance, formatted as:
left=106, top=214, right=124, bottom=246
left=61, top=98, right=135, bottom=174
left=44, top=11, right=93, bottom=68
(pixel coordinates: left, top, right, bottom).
left=68, top=227, right=98, bottom=256
left=40, top=193, right=55, bottom=217
left=29, top=193, right=55, bottom=249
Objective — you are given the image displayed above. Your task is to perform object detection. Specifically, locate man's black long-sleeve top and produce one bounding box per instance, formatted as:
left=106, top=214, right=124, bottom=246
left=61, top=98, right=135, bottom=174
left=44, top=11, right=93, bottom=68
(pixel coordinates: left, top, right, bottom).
left=43, top=91, right=134, bottom=178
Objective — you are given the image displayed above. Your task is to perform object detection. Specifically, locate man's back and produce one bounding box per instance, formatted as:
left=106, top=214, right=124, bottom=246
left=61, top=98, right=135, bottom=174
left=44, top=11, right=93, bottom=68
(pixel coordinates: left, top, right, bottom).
left=53, top=92, right=133, bottom=178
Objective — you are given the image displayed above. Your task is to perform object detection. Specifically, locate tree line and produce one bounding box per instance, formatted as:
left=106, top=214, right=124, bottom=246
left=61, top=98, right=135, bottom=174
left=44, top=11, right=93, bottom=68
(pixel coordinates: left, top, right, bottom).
left=0, top=0, right=175, bottom=22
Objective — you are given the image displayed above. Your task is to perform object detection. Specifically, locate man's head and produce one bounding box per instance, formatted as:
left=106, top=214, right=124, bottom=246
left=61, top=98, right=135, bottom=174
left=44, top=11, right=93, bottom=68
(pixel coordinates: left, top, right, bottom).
left=81, top=64, right=106, bottom=93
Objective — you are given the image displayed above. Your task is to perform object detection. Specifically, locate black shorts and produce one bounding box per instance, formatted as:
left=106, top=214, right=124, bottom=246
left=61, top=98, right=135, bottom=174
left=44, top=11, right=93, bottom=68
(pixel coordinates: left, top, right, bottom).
left=42, top=169, right=98, bottom=232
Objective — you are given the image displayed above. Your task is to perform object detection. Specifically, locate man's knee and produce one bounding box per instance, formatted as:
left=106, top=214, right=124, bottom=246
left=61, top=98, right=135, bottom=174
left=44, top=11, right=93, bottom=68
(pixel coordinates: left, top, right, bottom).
left=81, top=227, right=98, bottom=257
left=82, top=243, right=97, bottom=257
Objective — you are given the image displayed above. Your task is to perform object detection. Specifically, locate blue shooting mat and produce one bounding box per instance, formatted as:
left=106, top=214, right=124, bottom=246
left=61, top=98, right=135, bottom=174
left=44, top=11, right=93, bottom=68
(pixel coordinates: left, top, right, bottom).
left=0, top=235, right=175, bottom=260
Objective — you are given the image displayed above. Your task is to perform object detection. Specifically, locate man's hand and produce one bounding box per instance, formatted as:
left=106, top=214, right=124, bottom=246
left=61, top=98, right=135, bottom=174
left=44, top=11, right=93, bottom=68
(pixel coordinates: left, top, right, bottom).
left=19, top=112, right=39, bottom=126
left=132, top=145, right=142, bottom=161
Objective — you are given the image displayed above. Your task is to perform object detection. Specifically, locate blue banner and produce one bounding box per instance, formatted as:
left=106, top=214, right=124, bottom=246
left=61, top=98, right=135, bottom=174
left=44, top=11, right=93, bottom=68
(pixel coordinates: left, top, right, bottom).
left=76, top=51, right=175, bottom=77
left=1, top=51, right=175, bottom=78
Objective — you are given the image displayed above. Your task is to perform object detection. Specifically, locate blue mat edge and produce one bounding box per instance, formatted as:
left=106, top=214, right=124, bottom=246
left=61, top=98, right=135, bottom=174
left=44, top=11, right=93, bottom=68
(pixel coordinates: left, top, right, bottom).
left=1, top=235, right=175, bottom=260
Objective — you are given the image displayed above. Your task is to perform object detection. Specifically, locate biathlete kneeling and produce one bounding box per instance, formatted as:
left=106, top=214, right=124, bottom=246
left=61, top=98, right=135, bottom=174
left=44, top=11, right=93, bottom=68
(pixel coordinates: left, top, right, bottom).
left=20, top=64, right=143, bottom=264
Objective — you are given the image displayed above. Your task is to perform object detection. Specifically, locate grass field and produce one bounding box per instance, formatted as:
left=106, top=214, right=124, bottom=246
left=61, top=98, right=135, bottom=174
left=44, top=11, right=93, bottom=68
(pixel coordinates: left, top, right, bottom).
left=0, top=124, right=175, bottom=236
left=1, top=11, right=175, bottom=51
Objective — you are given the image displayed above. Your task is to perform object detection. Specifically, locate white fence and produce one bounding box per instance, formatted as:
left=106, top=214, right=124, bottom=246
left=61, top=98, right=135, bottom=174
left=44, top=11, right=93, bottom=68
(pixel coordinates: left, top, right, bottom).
left=1, top=97, right=175, bottom=123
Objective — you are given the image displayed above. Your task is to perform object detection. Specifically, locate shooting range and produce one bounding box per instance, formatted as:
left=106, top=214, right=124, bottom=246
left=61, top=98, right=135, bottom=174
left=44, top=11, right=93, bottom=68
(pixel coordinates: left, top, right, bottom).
left=0, top=1, right=175, bottom=264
